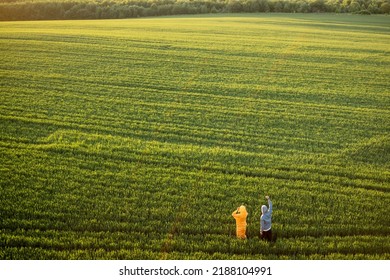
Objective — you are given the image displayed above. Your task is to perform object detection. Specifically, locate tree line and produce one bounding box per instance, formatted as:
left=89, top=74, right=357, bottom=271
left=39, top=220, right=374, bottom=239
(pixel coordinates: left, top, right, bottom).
left=1, top=0, right=389, bottom=21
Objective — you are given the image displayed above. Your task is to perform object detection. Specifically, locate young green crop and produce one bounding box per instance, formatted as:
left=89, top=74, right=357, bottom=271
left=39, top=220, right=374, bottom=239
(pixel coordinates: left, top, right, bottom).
left=0, top=14, right=389, bottom=260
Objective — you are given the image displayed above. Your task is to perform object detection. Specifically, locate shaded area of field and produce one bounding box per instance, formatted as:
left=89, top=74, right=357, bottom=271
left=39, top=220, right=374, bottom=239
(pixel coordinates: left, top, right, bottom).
left=1, top=14, right=389, bottom=259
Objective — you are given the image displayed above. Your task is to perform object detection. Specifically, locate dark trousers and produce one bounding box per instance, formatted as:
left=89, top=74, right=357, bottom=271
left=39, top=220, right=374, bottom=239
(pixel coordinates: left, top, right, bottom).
left=261, top=229, right=272, bottom=241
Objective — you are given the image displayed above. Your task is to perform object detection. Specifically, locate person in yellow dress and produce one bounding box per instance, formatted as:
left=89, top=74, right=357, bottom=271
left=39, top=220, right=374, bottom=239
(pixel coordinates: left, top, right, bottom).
left=232, top=205, right=248, bottom=239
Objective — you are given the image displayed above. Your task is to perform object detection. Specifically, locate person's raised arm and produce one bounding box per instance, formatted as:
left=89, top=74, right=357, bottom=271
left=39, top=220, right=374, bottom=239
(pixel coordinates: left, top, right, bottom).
left=232, top=207, right=240, bottom=218
left=266, top=196, right=272, bottom=214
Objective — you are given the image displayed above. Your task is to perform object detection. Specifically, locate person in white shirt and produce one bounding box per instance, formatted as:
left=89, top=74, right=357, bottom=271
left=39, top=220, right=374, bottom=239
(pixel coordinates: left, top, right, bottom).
left=260, top=195, right=273, bottom=241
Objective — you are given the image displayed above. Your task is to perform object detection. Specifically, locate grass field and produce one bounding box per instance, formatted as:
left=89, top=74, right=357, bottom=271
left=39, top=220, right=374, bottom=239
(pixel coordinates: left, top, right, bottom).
left=1, top=13, right=389, bottom=260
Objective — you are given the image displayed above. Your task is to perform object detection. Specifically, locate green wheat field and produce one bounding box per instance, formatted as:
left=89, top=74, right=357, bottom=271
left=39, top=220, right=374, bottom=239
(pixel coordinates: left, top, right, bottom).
left=1, top=13, right=389, bottom=260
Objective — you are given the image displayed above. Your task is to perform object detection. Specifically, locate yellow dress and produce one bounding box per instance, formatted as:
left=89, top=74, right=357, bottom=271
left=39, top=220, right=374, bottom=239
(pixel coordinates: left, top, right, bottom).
left=232, top=205, right=248, bottom=239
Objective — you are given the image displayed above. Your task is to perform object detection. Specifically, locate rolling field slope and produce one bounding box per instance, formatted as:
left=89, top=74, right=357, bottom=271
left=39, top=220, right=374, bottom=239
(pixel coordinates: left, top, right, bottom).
left=1, top=14, right=389, bottom=259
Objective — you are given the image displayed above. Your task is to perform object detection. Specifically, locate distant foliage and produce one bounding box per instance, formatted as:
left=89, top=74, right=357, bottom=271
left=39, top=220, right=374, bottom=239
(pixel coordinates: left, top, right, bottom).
left=1, top=0, right=390, bottom=21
